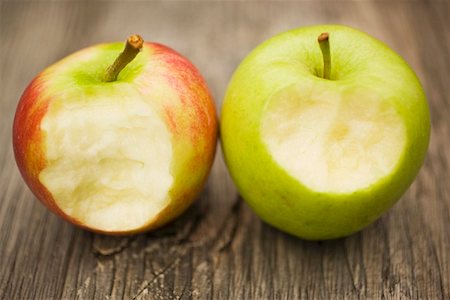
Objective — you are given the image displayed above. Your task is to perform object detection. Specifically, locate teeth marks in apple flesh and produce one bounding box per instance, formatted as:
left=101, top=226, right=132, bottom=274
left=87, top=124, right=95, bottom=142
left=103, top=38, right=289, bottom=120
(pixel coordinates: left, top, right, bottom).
left=39, top=93, right=173, bottom=232
left=261, top=84, right=407, bottom=193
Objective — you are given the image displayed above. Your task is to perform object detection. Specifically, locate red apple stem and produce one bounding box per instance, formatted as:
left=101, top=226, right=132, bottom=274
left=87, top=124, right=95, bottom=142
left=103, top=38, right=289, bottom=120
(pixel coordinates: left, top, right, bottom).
left=103, top=34, right=144, bottom=82
left=318, top=32, right=331, bottom=80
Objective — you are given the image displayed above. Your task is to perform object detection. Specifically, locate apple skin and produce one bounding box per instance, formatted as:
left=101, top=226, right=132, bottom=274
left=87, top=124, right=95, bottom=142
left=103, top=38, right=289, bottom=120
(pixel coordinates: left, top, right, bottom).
left=221, top=25, right=430, bottom=240
left=13, top=42, right=217, bottom=235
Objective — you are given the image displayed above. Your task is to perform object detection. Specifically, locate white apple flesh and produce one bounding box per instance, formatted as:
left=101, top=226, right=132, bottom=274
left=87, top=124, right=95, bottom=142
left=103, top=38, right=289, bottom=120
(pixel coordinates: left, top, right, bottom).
left=262, top=82, right=406, bottom=194
left=39, top=92, right=174, bottom=231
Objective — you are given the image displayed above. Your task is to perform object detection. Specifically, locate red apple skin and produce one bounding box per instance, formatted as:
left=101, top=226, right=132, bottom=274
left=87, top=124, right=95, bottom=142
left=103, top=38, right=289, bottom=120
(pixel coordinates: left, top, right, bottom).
left=13, top=42, right=218, bottom=235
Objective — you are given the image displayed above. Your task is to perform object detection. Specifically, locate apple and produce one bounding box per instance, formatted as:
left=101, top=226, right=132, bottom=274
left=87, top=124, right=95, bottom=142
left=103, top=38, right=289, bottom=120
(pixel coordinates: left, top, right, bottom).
left=221, top=25, right=430, bottom=240
left=13, top=35, right=217, bottom=234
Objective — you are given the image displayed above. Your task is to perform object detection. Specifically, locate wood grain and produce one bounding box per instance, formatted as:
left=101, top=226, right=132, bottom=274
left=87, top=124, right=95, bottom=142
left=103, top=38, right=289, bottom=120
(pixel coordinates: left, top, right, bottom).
left=1, top=1, right=449, bottom=299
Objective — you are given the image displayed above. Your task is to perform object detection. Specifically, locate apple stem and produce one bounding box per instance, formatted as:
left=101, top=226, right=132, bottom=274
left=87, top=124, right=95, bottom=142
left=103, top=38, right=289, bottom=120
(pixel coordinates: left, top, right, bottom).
left=103, top=34, right=144, bottom=82
left=318, top=32, right=331, bottom=80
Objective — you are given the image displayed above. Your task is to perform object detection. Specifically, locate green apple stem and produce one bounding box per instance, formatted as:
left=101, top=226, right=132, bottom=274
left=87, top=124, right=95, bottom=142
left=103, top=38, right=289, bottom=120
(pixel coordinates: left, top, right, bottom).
left=103, top=34, right=144, bottom=82
left=318, top=32, right=331, bottom=80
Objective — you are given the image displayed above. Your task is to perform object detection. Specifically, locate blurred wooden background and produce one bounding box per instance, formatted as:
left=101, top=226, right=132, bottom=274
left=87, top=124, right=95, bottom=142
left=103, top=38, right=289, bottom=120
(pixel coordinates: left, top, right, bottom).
left=1, top=1, right=449, bottom=299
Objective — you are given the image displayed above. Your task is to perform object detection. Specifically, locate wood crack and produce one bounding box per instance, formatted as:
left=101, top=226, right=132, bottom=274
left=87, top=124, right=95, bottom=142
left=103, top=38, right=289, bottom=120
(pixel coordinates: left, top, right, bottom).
left=92, top=236, right=137, bottom=257
left=218, top=197, right=242, bottom=252
left=58, top=229, right=77, bottom=300
left=131, top=257, right=182, bottom=300
left=209, top=196, right=242, bottom=253
left=343, top=240, right=359, bottom=296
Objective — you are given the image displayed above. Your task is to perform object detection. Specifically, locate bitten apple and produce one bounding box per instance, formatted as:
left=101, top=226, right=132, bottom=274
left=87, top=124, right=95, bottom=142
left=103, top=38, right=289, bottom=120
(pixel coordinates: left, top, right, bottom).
left=13, top=35, right=217, bottom=234
left=221, top=25, right=430, bottom=240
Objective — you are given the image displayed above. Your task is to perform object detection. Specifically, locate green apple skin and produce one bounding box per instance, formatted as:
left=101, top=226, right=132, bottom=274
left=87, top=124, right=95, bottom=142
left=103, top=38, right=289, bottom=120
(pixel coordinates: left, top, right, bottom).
left=221, top=25, right=430, bottom=240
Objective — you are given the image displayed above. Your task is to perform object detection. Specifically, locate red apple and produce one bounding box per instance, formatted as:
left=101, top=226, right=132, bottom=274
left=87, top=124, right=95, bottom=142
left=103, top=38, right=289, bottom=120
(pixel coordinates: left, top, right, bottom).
left=13, top=35, right=217, bottom=234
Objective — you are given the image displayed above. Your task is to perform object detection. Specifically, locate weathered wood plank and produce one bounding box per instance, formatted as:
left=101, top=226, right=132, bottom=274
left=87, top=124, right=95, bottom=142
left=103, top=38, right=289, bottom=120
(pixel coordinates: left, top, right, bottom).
left=1, top=1, right=449, bottom=299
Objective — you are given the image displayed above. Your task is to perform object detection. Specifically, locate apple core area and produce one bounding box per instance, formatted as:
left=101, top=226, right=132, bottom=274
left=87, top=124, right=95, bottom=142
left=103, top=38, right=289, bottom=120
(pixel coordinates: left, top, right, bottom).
left=261, top=84, right=407, bottom=193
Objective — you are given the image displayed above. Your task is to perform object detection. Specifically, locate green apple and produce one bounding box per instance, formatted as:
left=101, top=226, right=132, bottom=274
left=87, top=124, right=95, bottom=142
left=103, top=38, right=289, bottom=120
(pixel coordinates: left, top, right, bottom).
left=13, top=35, right=218, bottom=234
left=221, top=25, right=430, bottom=240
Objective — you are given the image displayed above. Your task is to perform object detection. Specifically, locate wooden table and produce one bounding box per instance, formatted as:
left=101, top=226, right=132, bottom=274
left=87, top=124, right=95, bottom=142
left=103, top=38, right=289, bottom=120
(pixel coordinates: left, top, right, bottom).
left=1, top=1, right=449, bottom=299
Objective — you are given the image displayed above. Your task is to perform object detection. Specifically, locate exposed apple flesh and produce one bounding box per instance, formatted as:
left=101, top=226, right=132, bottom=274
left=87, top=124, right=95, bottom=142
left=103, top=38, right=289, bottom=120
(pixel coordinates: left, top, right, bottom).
left=262, top=82, right=406, bottom=193
left=14, top=35, right=217, bottom=234
left=39, top=93, right=173, bottom=231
